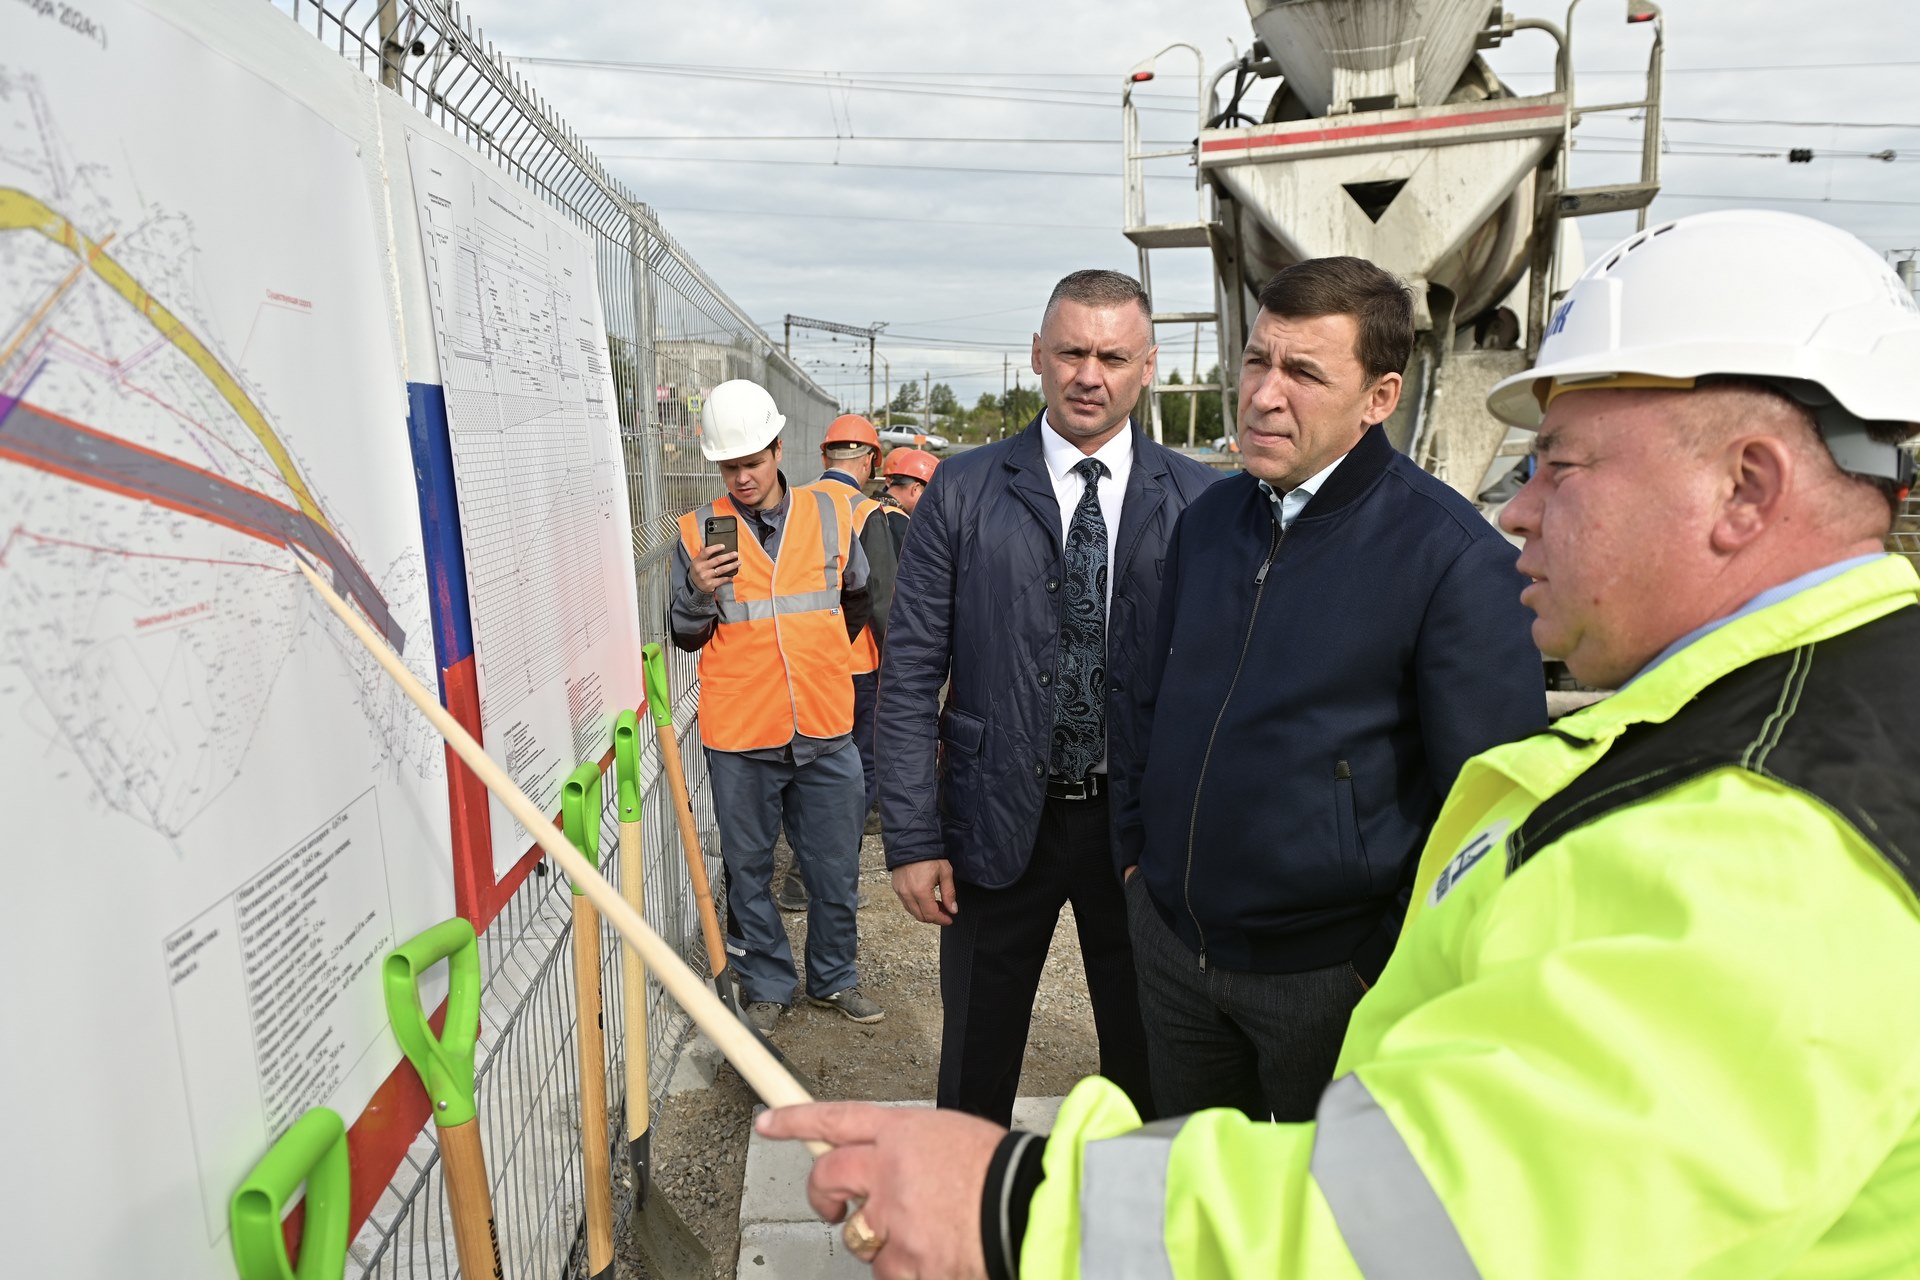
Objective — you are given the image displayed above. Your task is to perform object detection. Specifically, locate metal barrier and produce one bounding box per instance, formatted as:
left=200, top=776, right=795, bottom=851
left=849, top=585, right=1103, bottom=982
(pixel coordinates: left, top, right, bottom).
left=269, top=1, right=838, bottom=1274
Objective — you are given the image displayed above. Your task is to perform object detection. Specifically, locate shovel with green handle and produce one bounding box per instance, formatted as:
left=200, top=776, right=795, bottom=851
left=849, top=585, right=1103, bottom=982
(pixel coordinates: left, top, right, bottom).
left=384, top=918, right=501, bottom=1280
left=228, top=1107, right=349, bottom=1280
left=641, top=642, right=822, bottom=1094
left=612, top=710, right=713, bottom=1276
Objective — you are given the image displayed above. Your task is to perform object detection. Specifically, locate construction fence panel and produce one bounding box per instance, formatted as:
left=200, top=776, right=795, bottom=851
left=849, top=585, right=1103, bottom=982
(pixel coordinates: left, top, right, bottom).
left=271, top=1, right=831, bottom=1274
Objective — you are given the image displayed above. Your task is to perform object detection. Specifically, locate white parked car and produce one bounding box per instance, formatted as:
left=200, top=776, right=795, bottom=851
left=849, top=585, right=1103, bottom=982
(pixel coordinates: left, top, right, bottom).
left=879, top=425, right=949, bottom=451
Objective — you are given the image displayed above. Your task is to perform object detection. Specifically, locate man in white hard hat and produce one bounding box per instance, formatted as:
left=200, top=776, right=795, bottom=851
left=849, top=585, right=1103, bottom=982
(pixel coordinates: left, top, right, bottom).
left=671, top=380, right=885, bottom=1030
left=758, top=210, right=1920, bottom=1279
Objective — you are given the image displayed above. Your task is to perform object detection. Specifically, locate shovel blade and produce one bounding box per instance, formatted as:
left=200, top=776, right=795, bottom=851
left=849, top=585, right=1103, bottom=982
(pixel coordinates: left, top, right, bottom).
left=630, top=1175, right=712, bottom=1279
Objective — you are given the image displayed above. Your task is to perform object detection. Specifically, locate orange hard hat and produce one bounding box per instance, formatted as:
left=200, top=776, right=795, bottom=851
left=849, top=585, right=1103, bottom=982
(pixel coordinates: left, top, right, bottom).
left=823, top=414, right=881, bottom=452
left=882, top=448, right=938, bottom=484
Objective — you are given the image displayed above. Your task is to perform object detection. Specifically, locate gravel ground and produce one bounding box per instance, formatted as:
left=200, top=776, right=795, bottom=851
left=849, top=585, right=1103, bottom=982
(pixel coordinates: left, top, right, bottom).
left=616, top=829, right=1101, bottom=1278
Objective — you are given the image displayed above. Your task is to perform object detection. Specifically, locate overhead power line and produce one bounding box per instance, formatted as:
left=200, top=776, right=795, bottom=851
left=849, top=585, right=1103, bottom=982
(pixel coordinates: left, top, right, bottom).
left=585, top=134, right=1174, bottom=145
left=511, top=55, right=1198, bottom=113
left=601, top=153, right=1188, bottom=180
left=654, top=206, right=1110, bottom=231
left=1503, top=58, right=1920, bottom=76
left=1658, top=191, right=1920, bottom=209
left=1660, top=115, right=1920, bottom=130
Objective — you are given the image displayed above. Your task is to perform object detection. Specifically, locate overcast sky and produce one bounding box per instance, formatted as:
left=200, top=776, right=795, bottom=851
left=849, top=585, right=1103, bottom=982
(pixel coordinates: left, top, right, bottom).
left=474, top=0, right=1920, bottom=412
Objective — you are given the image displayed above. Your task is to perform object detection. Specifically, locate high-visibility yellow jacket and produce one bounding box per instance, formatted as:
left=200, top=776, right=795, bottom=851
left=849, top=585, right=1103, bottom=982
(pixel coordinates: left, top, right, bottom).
left=1024, top=555, right=1920, bottom=1279
left=675, top=489, right=855, bottom=751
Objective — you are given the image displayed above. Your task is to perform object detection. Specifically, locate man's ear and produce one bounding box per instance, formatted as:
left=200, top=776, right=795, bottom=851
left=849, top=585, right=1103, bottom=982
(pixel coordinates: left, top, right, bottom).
left=1030, top=332, right=1043, bottom=378
left=1365, top=372, right=1403, bottom=426
left=1711, top=435, right=1792, bottom=554
left=1141, top=343, right=1159, bottom=390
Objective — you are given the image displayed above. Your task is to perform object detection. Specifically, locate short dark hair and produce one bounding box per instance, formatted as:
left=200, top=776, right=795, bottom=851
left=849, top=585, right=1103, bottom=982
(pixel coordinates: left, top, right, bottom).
left=1045, top=269, right=1152, bottom=325
left=1257, top=257, right=1414, bottom=380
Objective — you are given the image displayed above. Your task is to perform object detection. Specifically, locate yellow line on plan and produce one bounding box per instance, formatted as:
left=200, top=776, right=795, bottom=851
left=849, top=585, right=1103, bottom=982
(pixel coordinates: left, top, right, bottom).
left=0, top=187, right=334, bottom=535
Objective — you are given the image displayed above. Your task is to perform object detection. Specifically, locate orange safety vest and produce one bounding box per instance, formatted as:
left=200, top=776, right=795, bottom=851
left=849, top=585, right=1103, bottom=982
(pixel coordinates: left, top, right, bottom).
left=676, top=488, right=856, bottom=751
left=806, top=476, right=883, bottom=675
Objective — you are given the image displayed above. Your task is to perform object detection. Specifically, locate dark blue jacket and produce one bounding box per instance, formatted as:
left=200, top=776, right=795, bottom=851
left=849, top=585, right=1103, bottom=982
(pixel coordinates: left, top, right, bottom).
left=1119, top=424, right=1544, bottom=976
left=877, top=418, right=1222, bottom=887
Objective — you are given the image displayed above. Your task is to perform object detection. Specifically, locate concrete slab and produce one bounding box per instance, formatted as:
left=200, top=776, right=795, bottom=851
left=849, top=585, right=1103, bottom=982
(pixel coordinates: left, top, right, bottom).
left=737, top=1097, right=1066, bottom=1278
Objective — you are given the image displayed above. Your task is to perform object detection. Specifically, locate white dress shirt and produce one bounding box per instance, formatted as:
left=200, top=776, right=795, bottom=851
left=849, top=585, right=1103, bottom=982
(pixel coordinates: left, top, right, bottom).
left=1258, top=448, right=1348, bottom=531
left=1040, top=413, right=1133, bottom=775
left=1040, top=412, right=1133, bottom=607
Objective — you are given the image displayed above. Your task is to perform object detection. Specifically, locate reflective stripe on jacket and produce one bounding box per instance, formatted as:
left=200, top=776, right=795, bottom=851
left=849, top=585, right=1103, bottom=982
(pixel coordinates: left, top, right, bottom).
left=1024, top=555, right=1920, bottom=1279
left=676, top=488, right=855, bottom=751
left=808, top=475, right=888, bottom=674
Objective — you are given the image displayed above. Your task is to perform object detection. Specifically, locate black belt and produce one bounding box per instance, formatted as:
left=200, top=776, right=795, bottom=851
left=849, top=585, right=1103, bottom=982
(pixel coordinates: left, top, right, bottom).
left=1045, top=773, right=1105, bottom=801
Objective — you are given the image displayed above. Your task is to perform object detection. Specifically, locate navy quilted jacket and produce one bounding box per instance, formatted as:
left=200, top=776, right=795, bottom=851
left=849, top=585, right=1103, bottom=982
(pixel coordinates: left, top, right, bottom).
left=876, top=418, right=1221, bottom=887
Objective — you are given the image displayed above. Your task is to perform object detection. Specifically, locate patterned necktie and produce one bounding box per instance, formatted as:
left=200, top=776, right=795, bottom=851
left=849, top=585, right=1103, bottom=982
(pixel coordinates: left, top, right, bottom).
left=1050, top=457, right=1109, bottom=780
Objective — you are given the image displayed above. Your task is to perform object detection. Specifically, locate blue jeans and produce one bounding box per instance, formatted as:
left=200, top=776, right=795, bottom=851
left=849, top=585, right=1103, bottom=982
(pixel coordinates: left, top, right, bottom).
left=705, top=742, right=864, bottom=1003
left=851, top=671, right=879, bottom=813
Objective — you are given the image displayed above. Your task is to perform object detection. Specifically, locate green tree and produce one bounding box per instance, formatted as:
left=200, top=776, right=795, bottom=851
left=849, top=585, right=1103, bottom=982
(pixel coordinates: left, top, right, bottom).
left=928, top=383, right=960, bottom=417
left=1194, top=363, right=1227, bottom=444
left=890, top=381, right=921, bottom=413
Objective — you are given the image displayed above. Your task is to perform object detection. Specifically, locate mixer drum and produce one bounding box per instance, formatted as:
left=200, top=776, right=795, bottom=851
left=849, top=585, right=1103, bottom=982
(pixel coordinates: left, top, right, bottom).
left=1246, top=0, right=1496, bottom=115
left=1229, top=173, right=1536, bottom=328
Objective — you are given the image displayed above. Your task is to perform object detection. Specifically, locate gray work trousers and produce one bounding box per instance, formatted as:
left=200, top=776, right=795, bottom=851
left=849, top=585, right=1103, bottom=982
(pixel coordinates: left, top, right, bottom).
left=705, top=741, right=864, bottom=1004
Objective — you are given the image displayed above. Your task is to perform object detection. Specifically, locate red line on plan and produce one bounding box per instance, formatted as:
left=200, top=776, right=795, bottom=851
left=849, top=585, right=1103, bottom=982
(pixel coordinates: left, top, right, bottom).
left=0, top=523, right=294, bottom=574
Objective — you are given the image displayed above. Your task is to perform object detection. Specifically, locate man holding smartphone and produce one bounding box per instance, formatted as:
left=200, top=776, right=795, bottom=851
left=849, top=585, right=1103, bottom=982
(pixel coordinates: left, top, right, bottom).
left=670, top=379, right=884, bottom=1032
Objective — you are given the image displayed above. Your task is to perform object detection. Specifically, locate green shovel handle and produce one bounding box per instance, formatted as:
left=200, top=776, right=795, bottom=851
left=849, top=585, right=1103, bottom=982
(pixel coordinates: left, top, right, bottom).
left=613, top=709, right=642, bottom=822
left=642, top=643, right=674, bottom=730
left=383, top=918, right=481, bottom=1127
left=561, top=760, right=604, bottom=897
left=229, top=1107, right=350, bottom=1280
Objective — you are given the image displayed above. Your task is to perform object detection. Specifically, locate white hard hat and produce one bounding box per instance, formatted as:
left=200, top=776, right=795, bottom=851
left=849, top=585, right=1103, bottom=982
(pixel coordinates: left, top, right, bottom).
left=700, top=380, right=786, bottom=461
left=1488, top=209, right=1920, bottom=483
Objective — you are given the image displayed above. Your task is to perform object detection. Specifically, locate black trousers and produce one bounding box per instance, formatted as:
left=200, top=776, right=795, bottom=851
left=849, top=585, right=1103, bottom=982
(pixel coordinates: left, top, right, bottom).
left=937, top=793, right=1154, bottom=1126
left=1126, top=872, right=1367, bottom=1122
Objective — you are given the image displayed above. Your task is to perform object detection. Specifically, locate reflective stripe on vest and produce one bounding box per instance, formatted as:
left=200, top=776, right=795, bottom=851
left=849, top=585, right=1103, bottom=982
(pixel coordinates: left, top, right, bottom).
left=1310, top=1074, right=1482, bottom=1280
left=811, top=478, right=882, bottom=674
left=1077, top=1117, right=1191, bottom=1280
left=678, top=488, right=853, bottom=751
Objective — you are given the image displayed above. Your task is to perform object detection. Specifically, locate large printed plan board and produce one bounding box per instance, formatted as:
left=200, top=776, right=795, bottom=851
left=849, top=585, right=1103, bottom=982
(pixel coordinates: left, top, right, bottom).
left=0, top=1, right=455, bottom=1274
left=407, top=130, right=644, bottom=877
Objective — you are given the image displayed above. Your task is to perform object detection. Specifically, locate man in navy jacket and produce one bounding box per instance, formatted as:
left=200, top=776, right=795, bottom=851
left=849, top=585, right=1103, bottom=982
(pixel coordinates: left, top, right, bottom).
left=877, top=270, right=1221, bottom=1126
left=1115, top=257, right=1544, bottom=1123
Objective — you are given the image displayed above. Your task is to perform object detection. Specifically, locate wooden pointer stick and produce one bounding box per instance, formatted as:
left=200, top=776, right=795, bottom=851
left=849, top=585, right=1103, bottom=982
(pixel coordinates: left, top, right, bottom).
left=292, top=552, right=829, bottom=1154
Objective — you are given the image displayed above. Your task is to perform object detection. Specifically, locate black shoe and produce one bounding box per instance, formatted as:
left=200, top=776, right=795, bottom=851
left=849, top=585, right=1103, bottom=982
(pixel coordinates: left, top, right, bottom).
left=863, top=806, right=882, bottom=837
left=806, top=987, right=885, bottom=1024
left=775, top=869, right=808, bottom=912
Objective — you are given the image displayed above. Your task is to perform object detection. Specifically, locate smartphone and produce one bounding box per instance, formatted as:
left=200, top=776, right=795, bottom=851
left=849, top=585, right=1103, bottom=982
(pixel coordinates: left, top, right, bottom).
left=703, top=514, right=739, bottom=557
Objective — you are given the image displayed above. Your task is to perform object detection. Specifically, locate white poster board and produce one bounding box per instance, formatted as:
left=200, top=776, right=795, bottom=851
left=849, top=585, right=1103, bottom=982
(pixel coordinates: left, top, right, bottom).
left=405, top=128, right=646, bottom=876
left=0, top=0, right=455, bottom=1272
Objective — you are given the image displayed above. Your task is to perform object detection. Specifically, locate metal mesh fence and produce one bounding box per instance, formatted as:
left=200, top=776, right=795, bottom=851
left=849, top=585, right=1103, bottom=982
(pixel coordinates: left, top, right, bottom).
left=267, top=0, right=836, bottom=1274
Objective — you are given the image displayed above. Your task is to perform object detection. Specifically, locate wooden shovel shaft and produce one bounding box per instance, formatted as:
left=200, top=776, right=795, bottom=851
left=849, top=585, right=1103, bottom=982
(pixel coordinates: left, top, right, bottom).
left=292, top=555, right=823, bottom=1145
left=619, top=819, right=650, bottom=1145
left=652, top=718, right=729, bottom=983
left=439, top=1118, right=505, bottom=1279
left=571, top=895, right=616, bottom=1277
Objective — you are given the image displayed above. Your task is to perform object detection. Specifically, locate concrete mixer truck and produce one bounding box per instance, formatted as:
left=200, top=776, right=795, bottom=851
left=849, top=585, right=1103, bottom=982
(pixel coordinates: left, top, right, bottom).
left=1123, top=0, right=1666, bottom=501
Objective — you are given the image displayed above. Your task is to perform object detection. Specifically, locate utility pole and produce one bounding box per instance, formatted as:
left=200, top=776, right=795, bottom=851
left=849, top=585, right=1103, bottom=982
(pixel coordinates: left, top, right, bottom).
left=783, top=317, right=791, bottom=358
left=881, top=355, right=891, bottom=428
left=868, top=331, right=876, bottom=419
left=924, top=371, right=932, bottom=437
left=1002, top=354, right=1009, bottom=437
